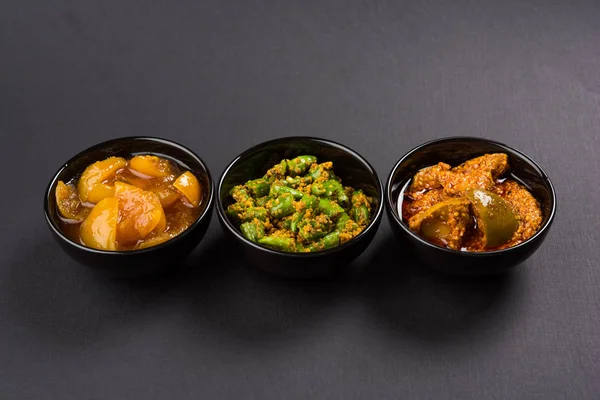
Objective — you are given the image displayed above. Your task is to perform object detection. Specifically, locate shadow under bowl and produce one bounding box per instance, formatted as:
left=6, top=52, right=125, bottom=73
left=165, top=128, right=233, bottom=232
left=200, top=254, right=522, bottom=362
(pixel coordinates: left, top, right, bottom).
left=217, top=136, right=384, bottom=279
left=44, top=136, right=215, bottom=278
left=385, top=136, right=557, bottom=275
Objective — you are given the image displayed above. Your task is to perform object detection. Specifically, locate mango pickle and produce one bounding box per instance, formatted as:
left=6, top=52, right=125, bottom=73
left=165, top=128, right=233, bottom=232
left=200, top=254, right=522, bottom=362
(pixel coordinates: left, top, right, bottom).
left=408, top=198, right=472, bottom=250
left=466, top=188, right=519, bottom=248
left=402, top=153, right=542, bottom=251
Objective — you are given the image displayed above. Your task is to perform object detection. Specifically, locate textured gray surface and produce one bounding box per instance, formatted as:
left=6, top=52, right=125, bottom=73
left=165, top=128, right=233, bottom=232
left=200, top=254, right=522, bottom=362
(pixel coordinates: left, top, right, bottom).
left=1, top=0, right=599, bottom=399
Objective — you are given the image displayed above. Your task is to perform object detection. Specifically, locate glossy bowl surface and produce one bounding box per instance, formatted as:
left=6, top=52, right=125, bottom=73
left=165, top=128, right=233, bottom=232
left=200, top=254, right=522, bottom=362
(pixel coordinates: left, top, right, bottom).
left=386, top=136, right=556, bottom=275
left=217, top=136, right=384, bottom=279
left=44, top=136, right=214, bottom=278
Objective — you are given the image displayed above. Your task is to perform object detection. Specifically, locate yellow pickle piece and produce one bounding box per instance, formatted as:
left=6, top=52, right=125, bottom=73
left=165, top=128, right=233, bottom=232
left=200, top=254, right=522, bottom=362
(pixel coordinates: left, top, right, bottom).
left=80, top=197, right=119, bottom=250
left=56, top=181, right=89, bottom=221
left=151, top=186, right=180, bottom=208
left=129, top=155, right=172, bottom=178
left=173, top=171, right=201, bottom=207
left=114, top=182, right=166, bottom=244
left=77, top=156, right=126, bottom=203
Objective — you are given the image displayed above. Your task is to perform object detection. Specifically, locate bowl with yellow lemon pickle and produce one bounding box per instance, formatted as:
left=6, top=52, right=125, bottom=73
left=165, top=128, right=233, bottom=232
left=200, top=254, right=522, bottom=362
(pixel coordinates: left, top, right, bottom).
left=44, top=137, right=214, bottom=278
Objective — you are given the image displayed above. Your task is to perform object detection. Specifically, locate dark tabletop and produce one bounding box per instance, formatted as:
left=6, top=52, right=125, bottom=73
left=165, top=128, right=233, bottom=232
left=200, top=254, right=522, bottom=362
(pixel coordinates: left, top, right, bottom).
left=1, top=0, right=599, bottom=399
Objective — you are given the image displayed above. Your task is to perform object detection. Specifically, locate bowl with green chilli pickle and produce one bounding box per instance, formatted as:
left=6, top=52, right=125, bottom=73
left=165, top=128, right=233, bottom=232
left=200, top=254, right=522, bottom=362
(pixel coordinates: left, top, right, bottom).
left=216, top=137, right=384, bottom=279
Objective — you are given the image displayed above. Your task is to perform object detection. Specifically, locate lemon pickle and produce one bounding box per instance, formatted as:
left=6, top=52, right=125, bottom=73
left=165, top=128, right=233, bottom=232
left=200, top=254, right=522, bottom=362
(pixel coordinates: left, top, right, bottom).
left=56, top=155, right=202, bottom=251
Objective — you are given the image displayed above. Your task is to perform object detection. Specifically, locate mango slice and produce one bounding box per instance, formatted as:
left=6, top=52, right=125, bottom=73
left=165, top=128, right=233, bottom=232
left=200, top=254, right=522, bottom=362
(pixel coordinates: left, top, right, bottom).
left=56, top=181, right=89, bottom=221
left=77, top=157, right=126, bottom=203
left=437, top=154, right=510, bottom=196
left=114, top=182, right=166, bottom=244
left=80, top=197, right=119, bottom=250
left=402, top=188, right=445, bottom=221
left=129, top=155, right=171, bottom=178
left=452, top=153, right=509, bottom=178
left=408, top=162, right=451, bottom=194
left=409, top=198, right=472, bottom=250
left=173, top=171, right=201, bottom=207
left=466, top=188, right=519, bottom=248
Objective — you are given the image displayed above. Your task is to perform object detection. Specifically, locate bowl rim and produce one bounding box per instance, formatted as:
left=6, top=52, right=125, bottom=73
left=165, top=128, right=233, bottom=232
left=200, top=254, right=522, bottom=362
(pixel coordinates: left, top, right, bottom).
left=44, top=136, right=215, bottom=256
left=216, top=136, right=384, bottom=258
left=385, top=136, right=557, bottom=256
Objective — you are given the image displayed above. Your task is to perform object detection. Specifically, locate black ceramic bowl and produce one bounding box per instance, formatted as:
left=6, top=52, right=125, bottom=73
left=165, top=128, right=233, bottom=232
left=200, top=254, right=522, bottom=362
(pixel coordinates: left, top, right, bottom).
left=386, top=137, right=556, bottom=275
left=44, top=137, right=214, bottom=278
left=217, top=137, right=384, bottom=279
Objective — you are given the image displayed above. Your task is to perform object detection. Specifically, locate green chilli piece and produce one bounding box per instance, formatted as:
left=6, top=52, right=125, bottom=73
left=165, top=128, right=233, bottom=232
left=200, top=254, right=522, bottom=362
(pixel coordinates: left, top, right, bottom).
left=258, top=235, right=296, bottom=251
left=230, top=185, right=253, bottom=203
left=350, top=205, right=369, bottom=224
left=246, top=178, right=270, bottom=198
left=283, top=175, right=313, bottom=188
left=350, top=190, right=370, bottom=224
left=286, top=155, right=317, bottom=176
left=240, top=220, right=265, bottom=242
left=322, top=179, right=349, bottom=205
left=322, top=180, right=340, bottom=196
left=298, top=215, right=333, bottom=242
left=280, top=215, right=293, bottom=230
left=337, top=191, right=350, bottom=206
left=238, top=207, right=268, bottom=222
left=306, top=162, right=332, bottom=181
left=226, top=202, right=247, bottom=220
left=295, top=243, right=312, bottom=252
left=328, top=170, right=342, bottom=182
left=321, top=231, right=340, bottom=249
left=270, top=193, right=295, bottom=219
left=312, top=179, right=348, bottom=205
left=311, top=183, right=326, bottom=196
left=300, top=231, right=340, bottom=252
left=255, top=196, right=269, bottom=207
left=270, top=182, right=304, bottom=199
left=290, top=195, right=317, bottom=233
left=318, top=198, right=344, bottom=218
left=335, top=212, right=358, bottom=233
left=263, top=160, right=288, bottom=183
left=334, top=212, right=360, bottom=239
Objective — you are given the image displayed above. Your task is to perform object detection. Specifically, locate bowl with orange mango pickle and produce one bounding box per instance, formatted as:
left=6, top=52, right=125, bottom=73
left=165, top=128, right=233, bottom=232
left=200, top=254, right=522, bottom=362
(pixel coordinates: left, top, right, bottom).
left=385, top=137, right=556, bottom=275
left=45, top=137, right=214, bottom=278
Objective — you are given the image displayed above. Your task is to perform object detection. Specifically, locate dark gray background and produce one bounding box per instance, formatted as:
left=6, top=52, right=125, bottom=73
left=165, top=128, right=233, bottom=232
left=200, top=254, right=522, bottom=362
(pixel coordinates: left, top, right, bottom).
left=1, top=0, right=599, bottom=399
